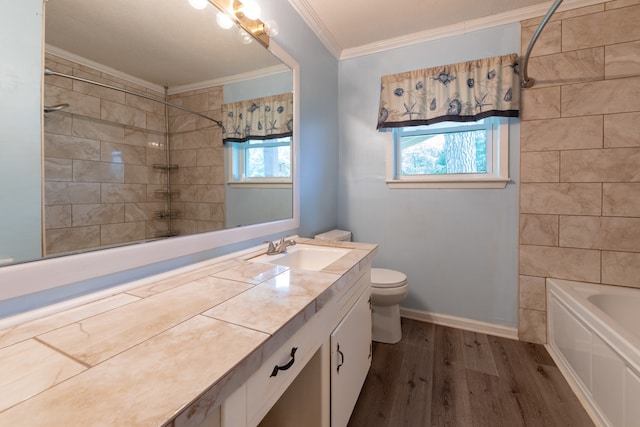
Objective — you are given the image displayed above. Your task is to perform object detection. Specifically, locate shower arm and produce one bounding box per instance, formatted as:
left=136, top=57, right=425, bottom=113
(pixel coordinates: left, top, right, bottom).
left=43, top=69, right=223, bottom=127
left=520, top=0, right=564, bottom=88
left=44, top=103, right=70, bottom=113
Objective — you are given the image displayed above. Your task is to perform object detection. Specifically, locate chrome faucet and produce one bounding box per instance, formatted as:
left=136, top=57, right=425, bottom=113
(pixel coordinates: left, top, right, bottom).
left=265, top=237, right=296, bottom=255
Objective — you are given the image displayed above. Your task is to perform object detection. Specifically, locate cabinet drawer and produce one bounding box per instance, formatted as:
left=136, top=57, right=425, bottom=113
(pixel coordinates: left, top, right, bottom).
left=246, top=323, right=312, bottom=424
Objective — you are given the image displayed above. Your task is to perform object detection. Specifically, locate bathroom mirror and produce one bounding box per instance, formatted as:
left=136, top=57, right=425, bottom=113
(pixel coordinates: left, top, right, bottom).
left=1, top=0, right=295, bottom=267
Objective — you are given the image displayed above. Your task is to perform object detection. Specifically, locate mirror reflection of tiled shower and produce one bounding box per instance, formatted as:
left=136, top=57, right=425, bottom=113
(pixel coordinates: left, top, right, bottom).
left=43, top=53, right=225, bottom=256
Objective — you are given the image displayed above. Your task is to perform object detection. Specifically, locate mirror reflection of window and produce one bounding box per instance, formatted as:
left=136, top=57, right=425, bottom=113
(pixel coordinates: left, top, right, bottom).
left=233, top=137, right=292, bottom=181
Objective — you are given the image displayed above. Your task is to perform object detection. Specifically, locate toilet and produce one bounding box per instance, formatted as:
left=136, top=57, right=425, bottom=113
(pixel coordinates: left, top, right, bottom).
left=369, top=268, right=408, bottom=344
left=314, top=230, right=409, bottom=344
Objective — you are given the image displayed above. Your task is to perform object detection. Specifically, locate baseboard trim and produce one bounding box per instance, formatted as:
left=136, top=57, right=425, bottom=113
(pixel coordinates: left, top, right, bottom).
left=400, top=307, right=518, bottom=340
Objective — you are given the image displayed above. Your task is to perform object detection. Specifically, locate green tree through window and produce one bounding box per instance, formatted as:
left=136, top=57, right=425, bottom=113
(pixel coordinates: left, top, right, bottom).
left=398, top=123, right=488, bottom=176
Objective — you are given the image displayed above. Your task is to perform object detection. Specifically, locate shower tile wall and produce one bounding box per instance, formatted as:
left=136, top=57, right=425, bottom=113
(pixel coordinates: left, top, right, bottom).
left=167, top=88, right=225, bottom=235
left=43, top=54, right=224, bottom=255
left=518, top=0, right=640, bottom=343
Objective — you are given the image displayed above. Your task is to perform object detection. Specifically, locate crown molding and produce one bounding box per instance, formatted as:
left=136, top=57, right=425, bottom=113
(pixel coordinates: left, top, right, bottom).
left=341, top=0, right=604, bottom=60
left=287, top=0, right=605, bottom=61
left=287, top=0, right=342, bottom=58
left=340, top=23, right=467, bottom=61
left=45, top=45, right=166, bottom=94
left=46, top=44, right=290, bottom=96
left=167, top=64, right=291, bottom=95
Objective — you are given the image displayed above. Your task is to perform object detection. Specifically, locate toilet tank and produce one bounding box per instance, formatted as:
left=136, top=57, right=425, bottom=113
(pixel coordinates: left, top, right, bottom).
left=314, top=229, right=352, bottom=242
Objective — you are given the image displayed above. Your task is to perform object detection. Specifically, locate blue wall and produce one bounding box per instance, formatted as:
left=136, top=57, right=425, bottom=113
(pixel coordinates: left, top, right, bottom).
left=262, top=1, right=341, bottom=238
left=337, top=25, right=521, bottom=327
left=223, top=70, right=293, bottom=102
left=0, top=0, right=43, bottom=265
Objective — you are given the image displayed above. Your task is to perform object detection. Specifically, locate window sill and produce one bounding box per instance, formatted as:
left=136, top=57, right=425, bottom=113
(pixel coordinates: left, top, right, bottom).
left=386, top=177, right=511, bottom=189
left=227, top=182, right=292, bottom=189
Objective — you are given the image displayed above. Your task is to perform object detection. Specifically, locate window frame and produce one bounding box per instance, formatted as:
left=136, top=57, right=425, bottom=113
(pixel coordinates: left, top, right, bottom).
left=227, top=136, right=293, bottom=188
left=385, top=116, right=511, bottom=189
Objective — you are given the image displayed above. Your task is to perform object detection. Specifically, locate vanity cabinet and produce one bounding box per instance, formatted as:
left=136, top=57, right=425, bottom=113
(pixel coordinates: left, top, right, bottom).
left=330, top=289, right=372, bottom=427
left=219, top=264, right=372, bottom=427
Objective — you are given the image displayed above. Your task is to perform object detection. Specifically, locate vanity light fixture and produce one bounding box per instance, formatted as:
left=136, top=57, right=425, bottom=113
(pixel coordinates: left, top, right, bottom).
left=188, top=0, right=209, bottom=10
left=216, top=12, right=234, bottom=29
left=209, top=0, right=270, bottom=48
left=238, top=0, right=260, bottom=20
left=237, top=29, right=254, bottom=45
left=263, top=20, right=279, bottom=37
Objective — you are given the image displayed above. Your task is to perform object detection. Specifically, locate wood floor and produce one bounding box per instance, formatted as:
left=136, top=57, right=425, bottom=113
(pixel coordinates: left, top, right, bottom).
left=348, top=318, right=594, bottom=427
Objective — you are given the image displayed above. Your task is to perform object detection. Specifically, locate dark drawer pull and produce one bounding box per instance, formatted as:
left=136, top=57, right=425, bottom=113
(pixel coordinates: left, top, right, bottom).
left=270, top=347, right=298, bottom=377
left=337, top=343, right=344, bottom=373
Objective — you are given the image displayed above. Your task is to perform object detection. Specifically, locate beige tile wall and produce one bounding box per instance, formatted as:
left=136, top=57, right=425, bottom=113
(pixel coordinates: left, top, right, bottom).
left=167, top=86, right=225, bottom=235
left=518, top=0, right=640, bottom=343
left=44, top=54, right=226, bottom=255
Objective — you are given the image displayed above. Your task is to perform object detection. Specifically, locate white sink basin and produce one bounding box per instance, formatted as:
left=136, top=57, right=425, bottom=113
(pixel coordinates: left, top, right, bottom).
left=251, top=244, right=351, bottom=271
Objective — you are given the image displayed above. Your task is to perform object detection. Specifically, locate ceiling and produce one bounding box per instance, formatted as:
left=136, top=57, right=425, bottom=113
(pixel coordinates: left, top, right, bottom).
left=294, top=0, right=557, bottom=57
left=44, top=0, right=286, bottom=89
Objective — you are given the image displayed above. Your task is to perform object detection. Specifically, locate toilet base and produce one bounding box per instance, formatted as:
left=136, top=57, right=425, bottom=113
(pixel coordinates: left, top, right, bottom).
left=372, top=303, right=402, bottom=344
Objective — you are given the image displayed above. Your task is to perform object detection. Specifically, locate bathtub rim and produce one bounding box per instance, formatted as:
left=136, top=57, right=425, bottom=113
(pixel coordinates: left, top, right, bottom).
left=546, top=278, right=640, bottom=427
left=546, top=278, right=640, bottom=375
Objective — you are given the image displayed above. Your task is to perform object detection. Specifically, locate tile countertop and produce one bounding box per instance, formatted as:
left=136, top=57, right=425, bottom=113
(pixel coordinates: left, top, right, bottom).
left=0, top=238, right=377, bottom=426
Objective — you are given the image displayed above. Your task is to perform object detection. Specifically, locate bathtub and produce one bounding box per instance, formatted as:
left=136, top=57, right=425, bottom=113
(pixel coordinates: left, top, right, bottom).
left=546, top=278, right=640, bottom=427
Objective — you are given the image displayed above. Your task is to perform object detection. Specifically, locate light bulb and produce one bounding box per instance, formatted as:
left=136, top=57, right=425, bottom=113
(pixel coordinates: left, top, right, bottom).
left=241, top=0, right=261, bottom=20
left=216, top=12, right=234, bottom=29
left=263, top=20, right=279, bottom=37
left=188, top=0, right=208, bottom=10
left=237, top=29, right=253, bottom=45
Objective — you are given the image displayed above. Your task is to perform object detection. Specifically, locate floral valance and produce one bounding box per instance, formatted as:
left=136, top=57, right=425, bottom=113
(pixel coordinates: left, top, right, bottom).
left=377, top=53, right=520, bottom=130
left=222, top=92, right=293, bottom=143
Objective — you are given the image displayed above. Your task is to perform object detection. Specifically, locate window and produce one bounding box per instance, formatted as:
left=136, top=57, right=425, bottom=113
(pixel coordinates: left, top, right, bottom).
left=228, top=136, right=292, bottom=186
left=386, top=117, right=510, bottom=189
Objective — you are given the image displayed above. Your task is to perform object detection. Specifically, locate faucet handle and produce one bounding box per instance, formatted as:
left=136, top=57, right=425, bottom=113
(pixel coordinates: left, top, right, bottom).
left=264, top=240, right=276, bottom=254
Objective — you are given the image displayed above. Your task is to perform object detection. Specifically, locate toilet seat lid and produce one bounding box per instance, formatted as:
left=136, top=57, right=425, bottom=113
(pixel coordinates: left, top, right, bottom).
left=371, top=268, right=407, bottom=288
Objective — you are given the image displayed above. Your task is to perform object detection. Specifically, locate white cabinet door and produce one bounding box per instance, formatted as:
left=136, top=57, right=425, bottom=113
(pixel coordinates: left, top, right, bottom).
left=330, top=289, right=372, bottom=427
